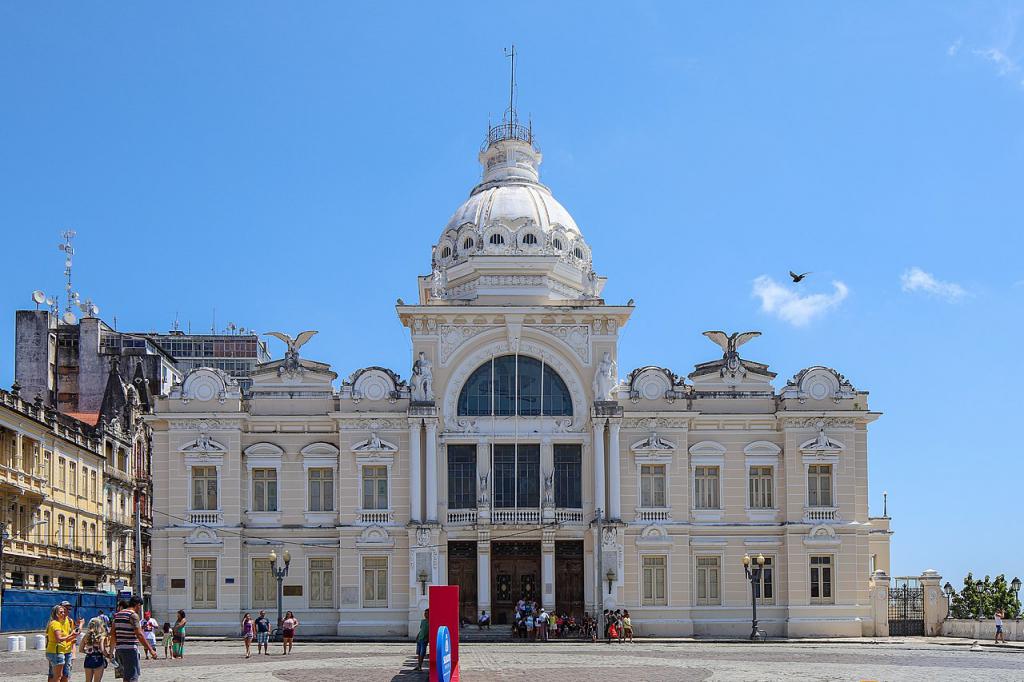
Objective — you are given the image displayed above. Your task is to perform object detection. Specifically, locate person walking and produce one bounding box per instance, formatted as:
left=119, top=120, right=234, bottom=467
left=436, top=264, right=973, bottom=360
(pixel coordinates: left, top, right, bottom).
left=110, top=596, right=158, bottom=682
left=141, top=611, right=159, bottom=659
left=622, top=610, right=633, bottom=643
left=281, top=611, right=298, bottom=655
left=995, top=610, right=1005, bottom=643
left=254, top=610, right=271, bottom=656
left=241, top=613, right=254, bottom=658
left=171, top=610, right=187, bottom=659
left=97, top=609, right=111, bottom=629
left=81, top=616, right=110, bottom=682
left=414, top=608, right=429, bottom=672
left=45, top=603, right=79, bottom=682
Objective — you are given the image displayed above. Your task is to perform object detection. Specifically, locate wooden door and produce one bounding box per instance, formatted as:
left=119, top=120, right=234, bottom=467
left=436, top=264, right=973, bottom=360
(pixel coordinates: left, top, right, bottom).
left=555, top=540, right=585, bottom=618
left=447, top=541, right=477, bottom=623
left=491, top=541, right=541, bottom=625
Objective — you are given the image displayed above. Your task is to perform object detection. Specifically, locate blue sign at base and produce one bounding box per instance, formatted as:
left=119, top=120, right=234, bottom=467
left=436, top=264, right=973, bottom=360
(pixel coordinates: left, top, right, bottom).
left=436, top=625, right=452, bottom=682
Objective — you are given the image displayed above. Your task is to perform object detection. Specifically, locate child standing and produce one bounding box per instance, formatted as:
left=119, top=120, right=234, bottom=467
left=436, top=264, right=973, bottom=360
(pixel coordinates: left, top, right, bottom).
left=161, top=623, right=173, bottom=659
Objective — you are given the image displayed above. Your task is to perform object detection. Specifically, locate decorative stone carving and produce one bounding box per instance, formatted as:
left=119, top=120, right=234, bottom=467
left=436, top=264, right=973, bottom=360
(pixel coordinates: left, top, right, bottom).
left=348, top=367, right=401, bottom=402
left=800, top=421, right=845, bottom=452
left=593, top=352, right=617, bottom=401
left=478, top=472, right=489, bottom=506
left=535, top=325, right=591, bottom=364
left=410, top=352, right=434, bottom=403
left=338, top=417, right=403, bottom=431
left=542, top=470, right=554, bottom=507
left=265, top=330, right=318, bottom=378
left=439, top=326, right=497, bottom=365
left=780, top=366, right=857, bottom=403
left=416, top=527, right=432, bottom=547
left=630, top=431, right=675, bottom=452
left=351, top=432, right=398, bottom=452
left=783, top=417, right=856, bottom=429
left=175, top=368, right=238, bottom=404
left=621, top=416, right=691, bottom=430
left=702, top=330, right=761, bottom=384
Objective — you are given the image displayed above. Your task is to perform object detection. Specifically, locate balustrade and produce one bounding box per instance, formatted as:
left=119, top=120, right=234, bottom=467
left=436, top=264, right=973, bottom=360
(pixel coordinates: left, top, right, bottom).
left=803, top=507, right=839, bottom=522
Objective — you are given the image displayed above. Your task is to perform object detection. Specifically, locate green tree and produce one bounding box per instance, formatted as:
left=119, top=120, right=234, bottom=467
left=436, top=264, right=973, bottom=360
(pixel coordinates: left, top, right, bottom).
left=950, top=573, right=1021, bottom=619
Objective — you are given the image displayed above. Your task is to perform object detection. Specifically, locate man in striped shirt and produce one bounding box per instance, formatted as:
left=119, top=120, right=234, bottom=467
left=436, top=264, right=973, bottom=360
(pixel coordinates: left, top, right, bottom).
left=110, top=596, right=158, bottom=681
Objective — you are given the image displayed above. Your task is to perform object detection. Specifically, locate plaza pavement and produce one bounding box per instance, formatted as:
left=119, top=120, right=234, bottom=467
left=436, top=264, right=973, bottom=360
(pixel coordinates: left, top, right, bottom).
left=2, top=638, right=1021, bottom=681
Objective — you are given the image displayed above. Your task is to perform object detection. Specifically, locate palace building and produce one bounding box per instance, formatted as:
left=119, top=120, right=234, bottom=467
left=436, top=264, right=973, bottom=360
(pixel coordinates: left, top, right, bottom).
left=148, top=111, right=892, bottom=638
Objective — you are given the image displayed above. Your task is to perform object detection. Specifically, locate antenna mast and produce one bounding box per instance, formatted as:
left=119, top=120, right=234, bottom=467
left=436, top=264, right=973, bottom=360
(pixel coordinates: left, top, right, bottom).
left=58, top=230, right=77, bottom=315
left=505, top=44, right=517, bottom=125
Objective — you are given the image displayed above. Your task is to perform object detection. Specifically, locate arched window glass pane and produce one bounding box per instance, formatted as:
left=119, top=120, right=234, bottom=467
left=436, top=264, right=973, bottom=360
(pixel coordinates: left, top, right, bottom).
left=457, top=356, right=572, bottom=417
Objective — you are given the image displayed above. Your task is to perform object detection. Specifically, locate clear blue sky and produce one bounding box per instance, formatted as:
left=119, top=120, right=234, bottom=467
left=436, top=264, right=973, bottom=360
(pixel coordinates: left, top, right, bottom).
left=2, top=2, right=1022, bottom=585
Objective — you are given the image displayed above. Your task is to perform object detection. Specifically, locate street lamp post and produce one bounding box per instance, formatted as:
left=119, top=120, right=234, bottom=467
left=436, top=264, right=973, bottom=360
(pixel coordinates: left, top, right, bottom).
left=269, top=549, right=291, bottom=640
left=1012, top=576, right=1021, bottom=620
left=742, top=554, right=767, bottom=642
left=943, top=582, right=955, bottom=619
left=0, top=523, right=9, bottom=634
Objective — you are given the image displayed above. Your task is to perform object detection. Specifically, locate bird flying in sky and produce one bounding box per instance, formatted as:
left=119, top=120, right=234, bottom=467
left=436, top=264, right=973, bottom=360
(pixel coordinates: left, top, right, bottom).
left=789, top=271, right=811, bottom=283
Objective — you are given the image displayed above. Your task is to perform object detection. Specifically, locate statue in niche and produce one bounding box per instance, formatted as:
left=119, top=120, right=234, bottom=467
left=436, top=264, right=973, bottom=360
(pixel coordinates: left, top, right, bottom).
left=478, top=472, right=489, bottom=506
left=410, top=352, right=434, bottom=402
left=592, top=352, right=617, bottom=401
left=431, top=267, right=447, bottom=300
left=542, top=470, right=555, bottom=507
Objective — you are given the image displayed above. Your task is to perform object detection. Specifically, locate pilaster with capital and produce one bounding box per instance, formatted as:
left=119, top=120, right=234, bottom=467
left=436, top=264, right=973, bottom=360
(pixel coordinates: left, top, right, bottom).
left=607, top=420, right=621, bottom=521
left=477, top=530, right=491, bottom=615
left=542, top=527, right=556, bottom=611
left=425, top=418, right=438, bottom=522
left=408, top=418, right=422, bottom=523
left=593, top=418, right=606, bottom=517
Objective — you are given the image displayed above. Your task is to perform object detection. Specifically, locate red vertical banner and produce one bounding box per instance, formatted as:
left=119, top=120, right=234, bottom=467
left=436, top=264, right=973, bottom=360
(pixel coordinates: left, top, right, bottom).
left=428, top=584, right=460, bottom=682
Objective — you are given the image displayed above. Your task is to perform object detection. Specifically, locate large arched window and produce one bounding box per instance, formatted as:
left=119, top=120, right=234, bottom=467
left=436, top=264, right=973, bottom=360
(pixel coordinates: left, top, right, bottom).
left=458, top=355, right=573, bottom=417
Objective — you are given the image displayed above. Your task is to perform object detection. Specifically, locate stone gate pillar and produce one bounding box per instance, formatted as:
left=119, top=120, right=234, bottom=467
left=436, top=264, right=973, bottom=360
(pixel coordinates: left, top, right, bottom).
left=871, top=570, right=889, bottom=637
left=920, top=569, right=947, bottom=636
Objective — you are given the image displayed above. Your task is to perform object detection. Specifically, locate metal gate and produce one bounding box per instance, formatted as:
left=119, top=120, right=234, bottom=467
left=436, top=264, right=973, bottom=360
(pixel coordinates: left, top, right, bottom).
left=888, top=584, right=924, bottom=636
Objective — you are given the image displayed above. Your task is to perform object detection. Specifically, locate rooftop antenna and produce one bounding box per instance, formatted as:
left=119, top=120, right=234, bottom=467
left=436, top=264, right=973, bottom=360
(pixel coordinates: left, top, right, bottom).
left=503, top=44, right=517, bottom=126
left=171, top=312, right=180, bottom=332
left=57, top=230, right=79, bottom=321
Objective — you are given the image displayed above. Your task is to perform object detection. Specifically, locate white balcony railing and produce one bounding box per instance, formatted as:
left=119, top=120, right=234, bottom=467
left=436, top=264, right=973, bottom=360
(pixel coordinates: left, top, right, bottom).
left=803, top=506, right=839, bottom=522
left=357, top=509, right=395, bottom=525
left=447, top=509, right=477, bottom=525
left=188, top=511, right=224, bottom=526
left=554, top=508, right=584, bottom=524
left=491, top=508, right=541, bottom=525
left=635, top=507, right=672, bottom=522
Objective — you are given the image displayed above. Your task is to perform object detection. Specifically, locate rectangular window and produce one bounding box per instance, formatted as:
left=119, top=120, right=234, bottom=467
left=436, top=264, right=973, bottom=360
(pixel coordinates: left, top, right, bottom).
left=810, top=555, right=834, bottom=604
left=641, top=555, right=667, bottom=605
left=90, top=471, right=98, bottom=502
left=191, top=466, right=218, bottom=510
left=308, top=468, right=334, bottom=512
left=59, top=458, right=66, bottom=489
left=446, top=445, right=477, bottom=510
left=362, top=557, right=388, bottom=608
left=748, top=466, right=774, bottom=509
left=252, top=559, right=274, bottom=608
left=553, top=444, right=582, bottom=508
left=252, top=468, right=278, bottom=512
left=69, top=462, right=77, bottom=495
left=361, top=465, right=389, bottom=510
left=754, top=556, right=775, bottom=605
left=694, top=466, right=720, bottom=509
left=309, top=558, right=335, bottom=608
left=192, top=558, right=218, bottom=609
left=696, top=555, right=721, bottom=605
left=640, top=464, right=667, bottom=508
left=43, top=452, right=51, bottom=482
left=807, top=464, right=833, bottom=507
left=492, top=444, right=540, bottom=508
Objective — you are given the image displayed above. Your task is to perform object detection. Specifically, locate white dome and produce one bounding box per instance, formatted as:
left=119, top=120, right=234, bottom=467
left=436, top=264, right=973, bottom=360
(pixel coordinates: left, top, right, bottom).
left=424, top=122, right=603, bottom=304
left=445, top=183, right=581, bottom=237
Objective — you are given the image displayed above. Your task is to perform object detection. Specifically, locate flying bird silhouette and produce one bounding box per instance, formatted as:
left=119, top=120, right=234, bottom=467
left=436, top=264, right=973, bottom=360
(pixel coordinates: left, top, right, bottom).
left=789, top=271, right=811, bottom=283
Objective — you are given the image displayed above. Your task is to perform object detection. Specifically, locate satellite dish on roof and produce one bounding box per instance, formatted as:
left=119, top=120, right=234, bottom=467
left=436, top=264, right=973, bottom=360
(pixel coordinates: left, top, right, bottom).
left=62, top=311, right=77, bottom=325
left=32, top=290, right=46, bottom=305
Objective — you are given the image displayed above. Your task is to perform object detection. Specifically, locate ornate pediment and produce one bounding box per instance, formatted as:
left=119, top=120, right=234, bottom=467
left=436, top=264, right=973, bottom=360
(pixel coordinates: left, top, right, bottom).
left=351, top=433, right=398, bottom=459
left=799, top=421, right=845, bottom=453
left=781, top=366, right=857, bottom=403
left=631, top=431, right=677, bottom=463
left=636, top=525, right=673, bottom=547
left=184, top=527, right=222, bottom=546
left=803, top=524, right=840, bottom=546
left=179, top=434, right=227, bottom=453
left=356, top=525, right=395, bottom=549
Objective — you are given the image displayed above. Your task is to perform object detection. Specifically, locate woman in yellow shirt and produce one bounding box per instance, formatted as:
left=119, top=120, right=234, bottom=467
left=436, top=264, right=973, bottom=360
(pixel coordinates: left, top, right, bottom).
left=46, top=604, right=80, bottom=682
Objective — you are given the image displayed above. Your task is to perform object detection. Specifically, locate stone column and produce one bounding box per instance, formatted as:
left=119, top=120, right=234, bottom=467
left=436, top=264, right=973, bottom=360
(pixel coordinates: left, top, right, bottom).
left=408, top=419, right=422, bottom=523
left=871, top=570, right=890, bottom=637
left=607, top=420, right=621, bottom=521
left=13, top=433, right=23, bottom=471
left=476, top=441, right=490, bottom=523
left=477, top=532, right=491, bottom=619
left=593, top=419, right=606, bottom=517
left=920, top=569, right=947, bottom=636
left=542, top=529, right=556, bottom=612
left=425, top=419, right=438, bottom=522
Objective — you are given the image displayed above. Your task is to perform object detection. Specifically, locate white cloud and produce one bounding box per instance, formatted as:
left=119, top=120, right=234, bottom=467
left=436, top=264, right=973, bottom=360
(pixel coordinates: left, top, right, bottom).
left=900, top=267, right=966, bottom=302
left=948, top=38, right=963, bottom=57
left=973, top=47, right=1019, bottom=75
left=752, top=276, right=849, bottom=327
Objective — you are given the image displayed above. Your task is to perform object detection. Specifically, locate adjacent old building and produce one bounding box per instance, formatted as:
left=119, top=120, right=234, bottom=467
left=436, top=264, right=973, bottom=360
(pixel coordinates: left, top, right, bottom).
left=149, top=112, right=891, bottom=637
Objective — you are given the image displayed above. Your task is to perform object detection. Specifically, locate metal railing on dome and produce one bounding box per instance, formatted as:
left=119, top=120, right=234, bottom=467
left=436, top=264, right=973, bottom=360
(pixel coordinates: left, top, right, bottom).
left=485, top=121, right=534, bottom=148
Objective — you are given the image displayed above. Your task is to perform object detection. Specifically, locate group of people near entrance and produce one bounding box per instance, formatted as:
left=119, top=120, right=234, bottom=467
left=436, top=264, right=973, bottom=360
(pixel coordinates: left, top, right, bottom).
left=510, top=599, right=601, bottom=640
left=602, top=608, right=634, bottom=643
left=44, top=596, right=189, bottom=682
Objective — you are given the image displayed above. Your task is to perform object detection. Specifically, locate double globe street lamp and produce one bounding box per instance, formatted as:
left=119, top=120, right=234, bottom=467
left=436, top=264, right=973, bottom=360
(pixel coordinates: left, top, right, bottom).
left=742, top=554, right=767, bottom=642
left=269, top=549, right=291, bottom=640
